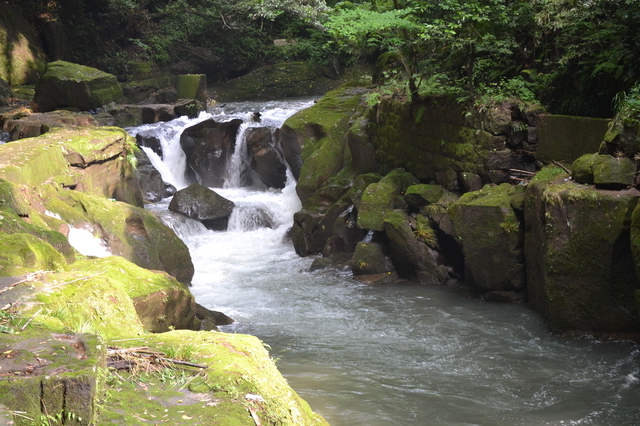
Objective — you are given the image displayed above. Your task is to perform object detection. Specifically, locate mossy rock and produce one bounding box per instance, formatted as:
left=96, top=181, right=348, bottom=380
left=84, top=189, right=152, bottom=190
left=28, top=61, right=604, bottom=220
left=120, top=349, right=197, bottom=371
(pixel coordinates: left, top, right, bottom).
left=571, top=153, right=597, bottom=184
left=447, top=183, right=525, bottom=292
left=404, top=184, right=444, bottom=208
left=285, top=83, right=369, bottom=204
left=591, top=155, right=636, bottom=188
left=382, top=209, right=444, bottom=284
left=48, top=190, right=194, bottom=284
left=34, top=61, right=124, bottom=112
left=98, top=330, right=329, bottom=425
left=524, top=171, right=640, bottom=333
left=357, top=168, right=416, bottom=231
left=0, top=331, right=105, bottom=426
left=351, top=242, right=393, bottom=275
left=0, top=232, right=68, bottom=276
left=604, top=109, right=640, bottom=155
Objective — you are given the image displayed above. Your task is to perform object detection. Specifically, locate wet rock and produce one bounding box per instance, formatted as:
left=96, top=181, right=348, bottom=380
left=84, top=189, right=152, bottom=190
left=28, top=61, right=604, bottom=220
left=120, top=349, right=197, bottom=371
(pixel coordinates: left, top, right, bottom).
left=174, top=98, right=205, bottom=119
left=169, top=183, right=235, bottom=230
left=136, top=133, right=162, bottom=158
left=2, top=110, right=98, bottom=141
left=34, top=61, right=123, bottom=112
left=135, top=151, right=172, bottom=202
left=180, top=118, right=243, bottom=187
left=274, top=126, right=303, bottom=180
left=245, top=127, right=287, bottom=189
left=350, top=242, right=394, bottom=276
left=447, top=183, right=526, bottom=292
left=383, top=209, right=446, bottom=285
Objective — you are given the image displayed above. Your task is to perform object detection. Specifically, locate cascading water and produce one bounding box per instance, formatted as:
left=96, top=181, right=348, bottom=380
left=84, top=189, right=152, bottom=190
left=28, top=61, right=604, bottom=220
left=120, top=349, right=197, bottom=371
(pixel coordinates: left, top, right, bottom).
left=130, top=100, right=640, bottom=426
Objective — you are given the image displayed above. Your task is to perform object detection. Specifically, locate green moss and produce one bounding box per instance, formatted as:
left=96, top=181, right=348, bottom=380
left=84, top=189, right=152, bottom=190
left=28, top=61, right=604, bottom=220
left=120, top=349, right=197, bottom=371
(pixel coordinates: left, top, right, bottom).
left=98, top=331, right=328, bottom=426
left=0, top=232, right=68, bottom=276
left=173, top=74, right=207, bottom=102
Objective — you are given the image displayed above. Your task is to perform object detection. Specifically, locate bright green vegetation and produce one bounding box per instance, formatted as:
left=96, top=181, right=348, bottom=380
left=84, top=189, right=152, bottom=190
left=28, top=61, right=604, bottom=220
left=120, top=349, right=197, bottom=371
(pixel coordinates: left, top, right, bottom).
left=10, top=0, right=638, bottom=116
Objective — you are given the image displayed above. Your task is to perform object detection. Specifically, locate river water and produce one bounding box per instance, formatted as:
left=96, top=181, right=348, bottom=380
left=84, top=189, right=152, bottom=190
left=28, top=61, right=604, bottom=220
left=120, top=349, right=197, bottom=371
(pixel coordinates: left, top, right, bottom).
left=129, top=101, right=640, bottom=425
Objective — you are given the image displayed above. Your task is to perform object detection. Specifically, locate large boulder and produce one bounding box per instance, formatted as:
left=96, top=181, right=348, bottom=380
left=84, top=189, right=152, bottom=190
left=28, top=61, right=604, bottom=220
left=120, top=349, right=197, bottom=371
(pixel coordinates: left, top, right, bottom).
left=169, top=183, right=236, bottom=230
left=524, top=166, right=640, bottom=333
left=447, top=183, right=526, bottom=292
left=46, top=190, right=194, bottom=285
left=34, top=61, right=124, bottom=112
left=284, top=84, right=370, bottom=204
left=180, top=118, right=243, bottom=187
left=106, top=103, right=176, bottom=127
left=245, top=126, right=287, bottom=189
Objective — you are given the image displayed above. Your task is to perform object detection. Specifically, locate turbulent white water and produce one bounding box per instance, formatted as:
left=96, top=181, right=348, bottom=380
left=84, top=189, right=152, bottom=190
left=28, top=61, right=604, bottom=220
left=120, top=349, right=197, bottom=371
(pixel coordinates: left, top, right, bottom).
left=131, top=100, right=640, bottom=426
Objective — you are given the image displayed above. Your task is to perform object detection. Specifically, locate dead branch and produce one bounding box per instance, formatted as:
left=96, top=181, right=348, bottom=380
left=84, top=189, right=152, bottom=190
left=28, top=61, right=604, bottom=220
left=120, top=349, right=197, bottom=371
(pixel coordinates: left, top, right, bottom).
left=552, top=160, right=571, bottom=175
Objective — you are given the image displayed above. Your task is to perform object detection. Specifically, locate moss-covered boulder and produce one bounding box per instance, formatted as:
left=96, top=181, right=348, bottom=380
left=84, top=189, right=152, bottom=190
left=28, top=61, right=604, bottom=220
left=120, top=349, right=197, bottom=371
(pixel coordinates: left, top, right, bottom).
left=0, top=232, right=68, bottom=276
left=447, top=184, right=525, bottom=292
left=0, top=126, right=143, bottom=207
left=34, top=61, right=124, bottom=112
left=603, top=108, right=640, bottom=156
left=383, top=210, right=446, bottom=285
left=592, top=155, right=636, bottom=188
left=350, top=242, right=394, bottom=276
left=571, top=153, right=597, bottom=184
left=284, top=84, right=370, bottom=204
left=48, top=190, right=194, bottom=284
left=404, top=184, right=444, bottom=209
left=97, top=331, right=329, bottom=426
left=524, top=166, right=640, bottom=333
left=105, top=103, right=177, bottom=127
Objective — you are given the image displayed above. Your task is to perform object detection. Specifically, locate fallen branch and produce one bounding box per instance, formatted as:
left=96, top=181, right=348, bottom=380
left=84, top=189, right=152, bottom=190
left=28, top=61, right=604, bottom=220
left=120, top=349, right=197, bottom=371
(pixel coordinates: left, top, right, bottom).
left=21, top=308, right=42, bottom=331
left=248, top=407, right=262, bottom=426
left=508, top=168, right=535, bottom=175
left=552, top=160, right=571, bottom=175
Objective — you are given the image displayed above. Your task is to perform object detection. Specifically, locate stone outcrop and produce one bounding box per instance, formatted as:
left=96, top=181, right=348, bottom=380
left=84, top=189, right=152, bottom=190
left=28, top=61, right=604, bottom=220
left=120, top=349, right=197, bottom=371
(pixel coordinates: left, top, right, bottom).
left=0, top=126, right=194, bottom=284
left=34, top=61, right=124, bottom=112
left=169, top=183, right=236, bottom=230
left=524, top=166, right=640, bottom=333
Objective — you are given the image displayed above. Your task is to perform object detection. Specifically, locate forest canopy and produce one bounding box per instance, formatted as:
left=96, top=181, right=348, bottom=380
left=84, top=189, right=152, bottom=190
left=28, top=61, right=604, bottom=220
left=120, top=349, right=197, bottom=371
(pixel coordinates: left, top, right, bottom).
left=14, top=0, right=640, bottom=117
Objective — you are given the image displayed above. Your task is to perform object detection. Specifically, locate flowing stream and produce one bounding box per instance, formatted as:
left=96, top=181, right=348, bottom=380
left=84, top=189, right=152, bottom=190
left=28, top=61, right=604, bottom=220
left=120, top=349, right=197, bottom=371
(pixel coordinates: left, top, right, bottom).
left=129, top=100, right=640, bottom=425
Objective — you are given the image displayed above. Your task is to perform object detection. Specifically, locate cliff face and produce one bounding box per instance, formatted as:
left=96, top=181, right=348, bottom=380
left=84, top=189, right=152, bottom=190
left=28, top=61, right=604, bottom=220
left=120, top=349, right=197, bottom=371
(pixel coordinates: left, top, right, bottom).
left=288, top=84, right=640, bottom=336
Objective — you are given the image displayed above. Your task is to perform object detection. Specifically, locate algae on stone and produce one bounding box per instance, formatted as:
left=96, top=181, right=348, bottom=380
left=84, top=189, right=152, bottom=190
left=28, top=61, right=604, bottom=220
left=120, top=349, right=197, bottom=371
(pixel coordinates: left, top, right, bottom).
left=524, top=168, right=640, bottom=332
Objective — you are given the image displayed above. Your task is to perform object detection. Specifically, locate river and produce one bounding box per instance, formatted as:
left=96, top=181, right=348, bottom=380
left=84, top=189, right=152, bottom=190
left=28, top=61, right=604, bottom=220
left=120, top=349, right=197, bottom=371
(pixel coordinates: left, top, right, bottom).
left=128, top=100, right=640, bottom=426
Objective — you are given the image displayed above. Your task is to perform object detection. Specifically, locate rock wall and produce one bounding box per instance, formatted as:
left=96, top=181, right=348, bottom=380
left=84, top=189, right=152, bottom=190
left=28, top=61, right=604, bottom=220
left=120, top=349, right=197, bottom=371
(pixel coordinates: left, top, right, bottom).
left=0, top=5, right=47, bottom=85
left=289, top=84, right=640, bottom=335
